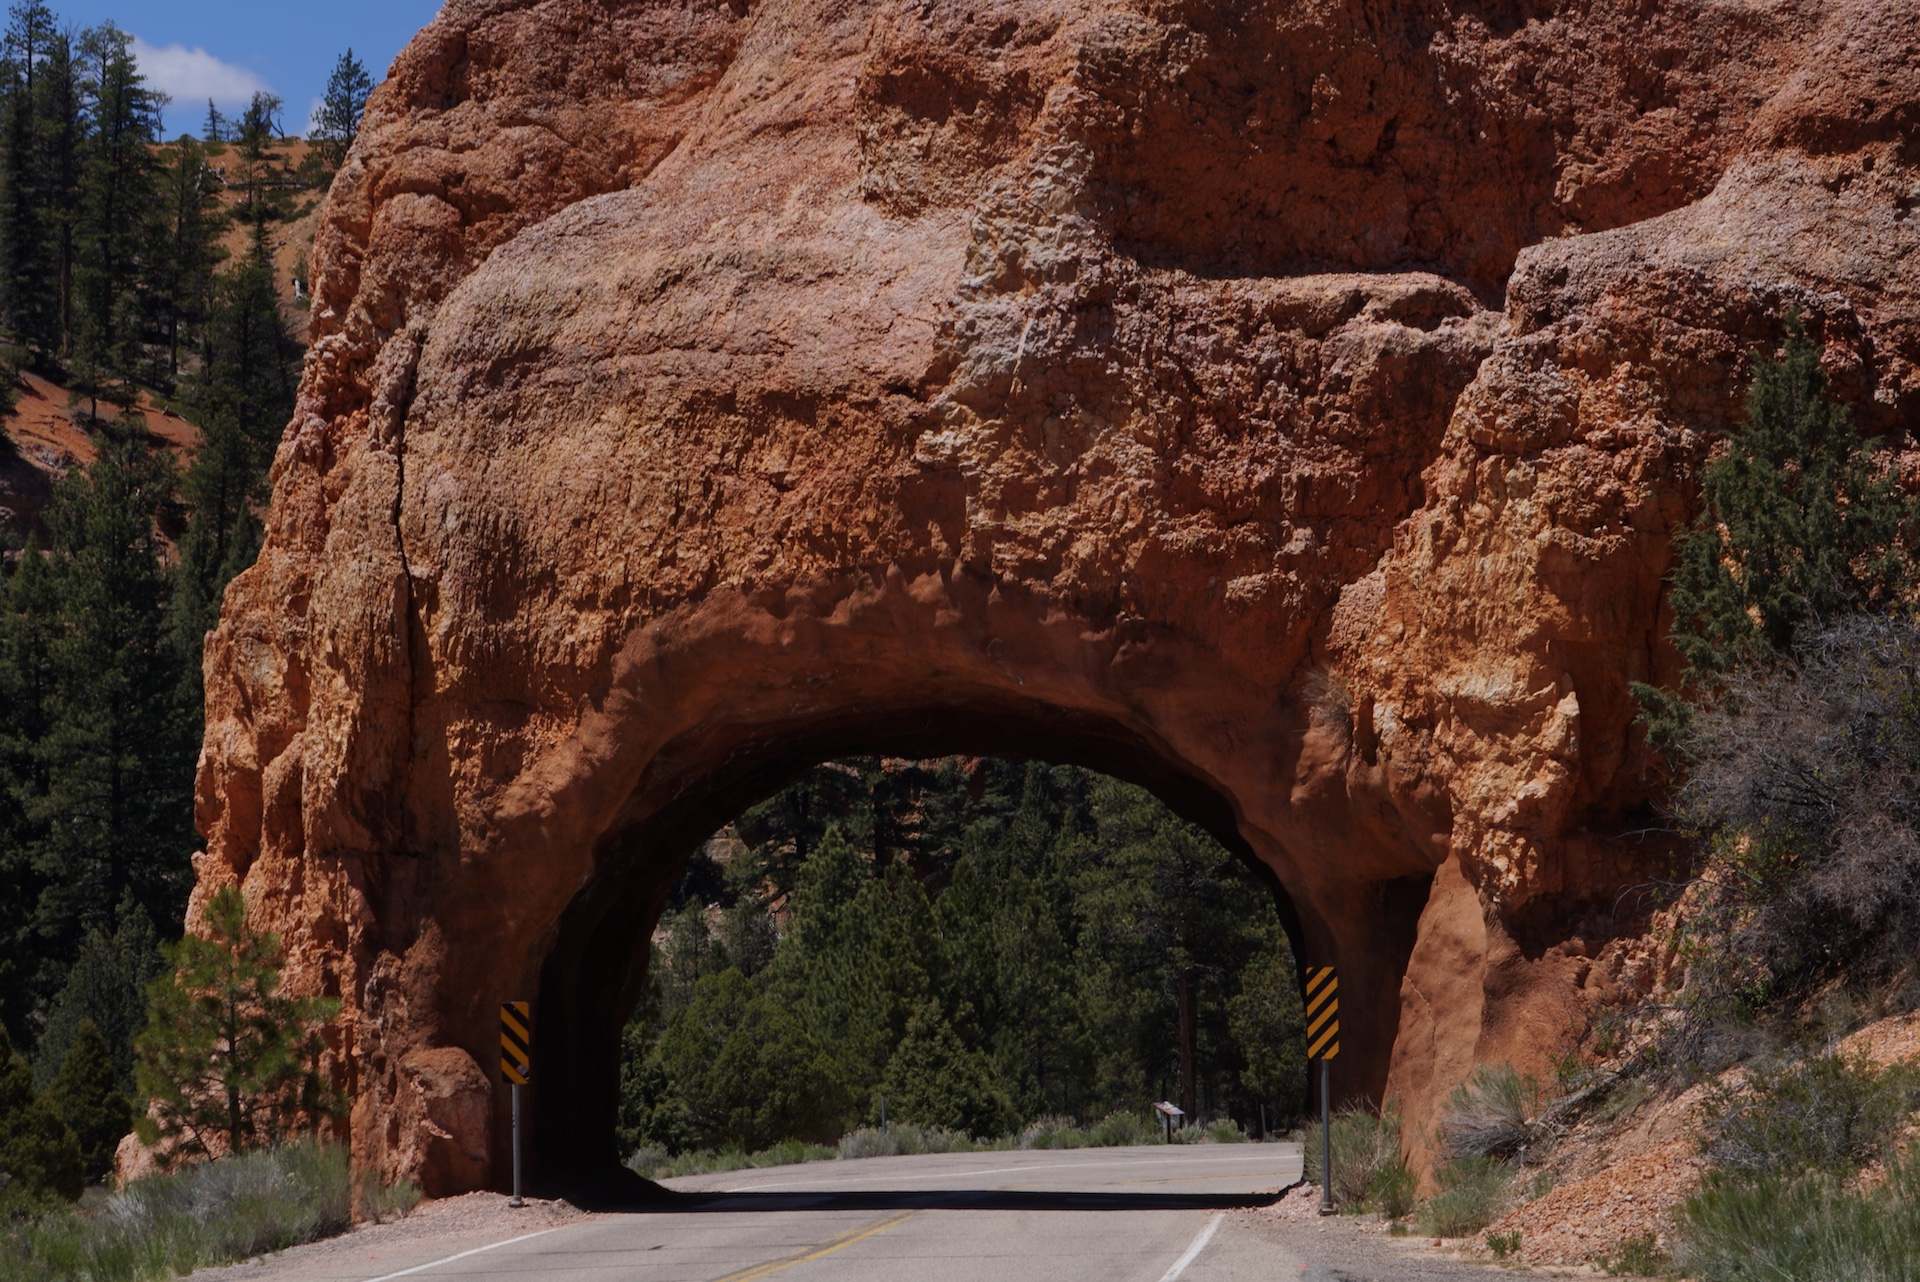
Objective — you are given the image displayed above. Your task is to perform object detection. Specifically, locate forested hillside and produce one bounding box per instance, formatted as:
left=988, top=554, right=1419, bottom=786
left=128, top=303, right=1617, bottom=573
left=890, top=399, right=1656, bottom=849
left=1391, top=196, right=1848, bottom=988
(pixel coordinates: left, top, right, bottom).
left=0, top=1, right=370, bottom=1113
left=620, top=758, right=1308, bottom=1160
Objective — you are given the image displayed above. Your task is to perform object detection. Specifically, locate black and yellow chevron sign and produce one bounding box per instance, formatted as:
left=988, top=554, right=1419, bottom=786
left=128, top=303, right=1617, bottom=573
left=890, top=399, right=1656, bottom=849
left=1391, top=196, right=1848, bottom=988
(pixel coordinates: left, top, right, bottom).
left=500, top=1001, right=533, bottom=1085
left=1305, top=966, right=1339, bottom=1062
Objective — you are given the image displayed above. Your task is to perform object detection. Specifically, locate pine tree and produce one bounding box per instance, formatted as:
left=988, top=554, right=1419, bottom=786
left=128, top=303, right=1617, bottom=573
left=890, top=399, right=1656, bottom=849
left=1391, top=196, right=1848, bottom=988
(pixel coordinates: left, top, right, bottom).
left=231, top=92, right=289, bottom=239
left=25, top=430, right=192, bottom=995
left=35, top=27, right=79, bottom=354
left=0, top=1024, right=82, bottom=1203
left=0, top=1, right=59, bottom=355
left=134, top=886, right=340, bottom=1158
left=72, top=23, right=163, bottom=395
left=45, top=1018, right=128, bottom=1182
left=1227, top=938, right=1306, bottom=1131
left=173, top=238, right=296, bottom=704
left=1636, top=326, right=1917, bottom=746
left=198, top=235, right=297, bottom=439
left=936, top=765, right=1083, bottom=1118
left=879, top=998, right=1015, bottom=1137
left=34, top=897, right=163, bottom=1094
left=775, top=827, right=934, bottom=1114
left=312, top=48, right=372, bottom=174
left=201, top=98, right=224, bottom=144
left=0, top=535, right=57, bottom=1041
left=154, top=137, right=224, bottom=381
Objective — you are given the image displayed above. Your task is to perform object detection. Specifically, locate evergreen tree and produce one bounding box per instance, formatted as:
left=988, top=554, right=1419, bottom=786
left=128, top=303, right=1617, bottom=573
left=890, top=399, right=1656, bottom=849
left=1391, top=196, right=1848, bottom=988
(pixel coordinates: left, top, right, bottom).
left=200, top=98, right=224, bottom=144
left=0, top=535, right=56, bottom=1041
left=35, top=26, right=78, bottom=354
left=0, top=1, right=59, bottom=355
left=134, top=885, right=340, bottom=1158
left=1638, top=326, right=1916, bottom=746
left=230, top=92, right=289, bottom=240
left=1072, top=777, right=1271, bottom=1119
left=1228, top=938, right=1307, bottom=1132
left=879, top=998, right=1016, bottom=1137
left=645, top=967, right=848, bottom=1151
left=72, top=23, right=163, bottom=397
left=936, top=766, right=1083, bottom=1119
left=173, top=237, right=295, bottom=705
left=312, top=48, right=372, bottom=174
left=774, top=827, right=934, bottom=1116
left=25, top=430, right=191, bottom=996
left=45, top=1018, right=128, bottom=1182
left=33, top=897, right=163, bottom=1093
left=0, top=1025, right=82, bottom=1203
left=153, top=136, right=223, bottom=381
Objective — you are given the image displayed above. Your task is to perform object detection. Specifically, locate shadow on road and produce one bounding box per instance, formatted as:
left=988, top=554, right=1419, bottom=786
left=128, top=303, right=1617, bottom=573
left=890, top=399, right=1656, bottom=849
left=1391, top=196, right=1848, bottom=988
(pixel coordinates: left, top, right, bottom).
left=584, top=1188, right=1285, bottom=1214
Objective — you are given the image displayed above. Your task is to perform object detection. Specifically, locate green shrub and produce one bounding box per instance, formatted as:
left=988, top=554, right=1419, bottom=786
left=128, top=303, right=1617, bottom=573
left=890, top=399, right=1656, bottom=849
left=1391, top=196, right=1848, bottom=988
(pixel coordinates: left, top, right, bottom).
left=1486, top=1230, right=1521, bottom=1261
left=1597, top=1231, right=1671, bottom=1277
left=1017, top=1116, right=1087, bottom=1150
left=1416, top=1156, right=1513, bottom=1238
left=1302, top=1104, right=1412, bottom=1216
left=1369, top=1162, right=1417, bottom=1220
left=836, top=1124, right=977, bottom=1161
left=1699, top=1053, right=1919, bottom=1179
left=1676, top=1149, right=1920, bottom=1282
left=0, top=1140, right=357, bottom=1282
left=1085, top=1111, right=1159, bottom=1148
left=1203, top=1118, right=1247, bottom=1144
left=1440, top=1065, right=1544, bottom=1162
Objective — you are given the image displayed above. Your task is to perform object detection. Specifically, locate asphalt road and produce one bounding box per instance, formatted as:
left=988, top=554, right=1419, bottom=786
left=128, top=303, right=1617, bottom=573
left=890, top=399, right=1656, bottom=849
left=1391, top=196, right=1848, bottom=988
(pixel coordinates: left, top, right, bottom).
left=194, top=1143, right=1553, bottom=1282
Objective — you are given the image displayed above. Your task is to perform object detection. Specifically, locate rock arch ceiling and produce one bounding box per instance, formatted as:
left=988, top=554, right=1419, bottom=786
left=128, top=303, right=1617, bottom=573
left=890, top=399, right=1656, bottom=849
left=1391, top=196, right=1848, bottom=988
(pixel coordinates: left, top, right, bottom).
left=174, top=0, right=1918, bottom=1191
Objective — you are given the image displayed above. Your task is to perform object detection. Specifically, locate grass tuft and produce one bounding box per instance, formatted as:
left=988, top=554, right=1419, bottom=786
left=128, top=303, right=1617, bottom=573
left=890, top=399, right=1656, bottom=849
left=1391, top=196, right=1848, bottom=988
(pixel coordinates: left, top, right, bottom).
left=1302, top=1104, right=1414, bottom=1217
left=1486, top=1229, right=1522, bottom=1261
left=1596, top=1230, right=1671, bottom=1277
left=1440, top=1065, right=1544, bottom=1162
left=1415, top=1156, right=1513, bottom=1238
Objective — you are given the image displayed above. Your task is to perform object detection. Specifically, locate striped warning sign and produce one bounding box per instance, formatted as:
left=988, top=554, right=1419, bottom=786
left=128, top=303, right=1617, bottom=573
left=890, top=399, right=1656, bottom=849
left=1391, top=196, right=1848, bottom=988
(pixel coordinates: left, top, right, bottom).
left=500, top=1001, right=532, bottom=1085
left=1305, top=966, right=1339, bottom=1062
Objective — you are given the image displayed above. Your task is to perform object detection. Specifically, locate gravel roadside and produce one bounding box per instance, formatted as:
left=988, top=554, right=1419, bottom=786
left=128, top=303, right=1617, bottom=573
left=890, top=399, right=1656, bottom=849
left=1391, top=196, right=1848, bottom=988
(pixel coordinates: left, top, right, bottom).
left=1237, top=1185, right=1624, bottom=1281
left=183, top=1193, right=594, bottom=1282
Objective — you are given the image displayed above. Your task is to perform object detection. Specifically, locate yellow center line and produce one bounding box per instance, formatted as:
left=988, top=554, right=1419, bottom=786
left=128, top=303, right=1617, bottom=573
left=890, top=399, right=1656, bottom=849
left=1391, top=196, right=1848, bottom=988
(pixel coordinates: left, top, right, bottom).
left=710, top=1210, right=915, bottom=1282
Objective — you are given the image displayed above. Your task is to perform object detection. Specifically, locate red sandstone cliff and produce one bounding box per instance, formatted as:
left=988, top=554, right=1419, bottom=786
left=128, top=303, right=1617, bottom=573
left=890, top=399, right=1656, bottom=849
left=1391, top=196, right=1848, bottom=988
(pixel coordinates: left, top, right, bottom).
left=160, top=0, right=1918, bottom=1192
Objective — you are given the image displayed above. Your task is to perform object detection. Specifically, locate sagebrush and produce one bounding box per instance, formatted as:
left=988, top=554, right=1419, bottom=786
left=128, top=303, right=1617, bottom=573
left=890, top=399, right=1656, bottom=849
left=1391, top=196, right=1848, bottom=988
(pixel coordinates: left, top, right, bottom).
left=0, top=1141, right=387, bottom=1282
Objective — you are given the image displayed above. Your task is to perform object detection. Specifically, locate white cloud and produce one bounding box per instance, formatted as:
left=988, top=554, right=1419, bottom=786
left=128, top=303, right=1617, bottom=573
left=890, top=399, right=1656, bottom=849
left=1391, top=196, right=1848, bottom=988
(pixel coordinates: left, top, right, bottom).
left=129, top=35, right=272, bottom=110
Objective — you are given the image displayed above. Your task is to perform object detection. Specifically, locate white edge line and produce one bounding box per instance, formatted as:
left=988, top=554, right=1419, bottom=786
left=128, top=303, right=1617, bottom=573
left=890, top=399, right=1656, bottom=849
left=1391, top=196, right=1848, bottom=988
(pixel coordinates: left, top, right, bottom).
left=361, top=1226, right=565, bottom=1282
left=1156, top=1212, right=1224, bottom=1282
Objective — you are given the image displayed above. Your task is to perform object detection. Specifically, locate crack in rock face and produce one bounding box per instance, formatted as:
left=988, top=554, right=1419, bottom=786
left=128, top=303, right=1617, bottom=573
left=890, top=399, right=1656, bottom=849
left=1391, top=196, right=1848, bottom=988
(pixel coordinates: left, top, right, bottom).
left=151, top=0, right=1920, bottom=1194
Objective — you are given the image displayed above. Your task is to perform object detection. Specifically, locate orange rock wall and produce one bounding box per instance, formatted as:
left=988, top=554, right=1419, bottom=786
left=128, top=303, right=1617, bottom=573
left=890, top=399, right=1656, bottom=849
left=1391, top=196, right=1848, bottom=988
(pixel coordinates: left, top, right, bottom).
left=172, top=0, right=1918, bottom=1191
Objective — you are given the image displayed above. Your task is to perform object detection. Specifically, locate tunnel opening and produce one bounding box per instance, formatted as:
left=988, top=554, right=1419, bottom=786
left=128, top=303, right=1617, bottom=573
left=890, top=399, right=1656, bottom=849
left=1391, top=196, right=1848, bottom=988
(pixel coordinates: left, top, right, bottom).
left=523, top=705, right=1339, bottom=1196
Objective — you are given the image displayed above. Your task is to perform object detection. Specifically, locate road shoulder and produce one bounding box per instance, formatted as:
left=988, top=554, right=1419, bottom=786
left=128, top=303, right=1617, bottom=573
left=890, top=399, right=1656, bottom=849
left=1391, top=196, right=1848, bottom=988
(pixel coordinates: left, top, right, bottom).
left=184, top=1193, right=593, bottom=1282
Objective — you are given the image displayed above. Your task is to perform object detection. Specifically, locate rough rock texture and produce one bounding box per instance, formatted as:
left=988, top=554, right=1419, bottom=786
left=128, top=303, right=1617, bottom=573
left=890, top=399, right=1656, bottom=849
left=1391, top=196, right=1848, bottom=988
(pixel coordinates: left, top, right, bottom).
left=164, top=0, right=1919, bottom=1193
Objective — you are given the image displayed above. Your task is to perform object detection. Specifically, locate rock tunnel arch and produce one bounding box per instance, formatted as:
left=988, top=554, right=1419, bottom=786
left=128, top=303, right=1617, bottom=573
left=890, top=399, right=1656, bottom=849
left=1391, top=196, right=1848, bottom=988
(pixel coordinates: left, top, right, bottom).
left=171, top=0, right=1914, bottom=1202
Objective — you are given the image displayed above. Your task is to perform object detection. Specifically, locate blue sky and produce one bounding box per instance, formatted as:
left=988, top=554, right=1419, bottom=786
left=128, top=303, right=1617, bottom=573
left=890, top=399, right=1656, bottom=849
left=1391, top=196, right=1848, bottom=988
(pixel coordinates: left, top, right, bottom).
left=93, top=1, right=446, bottom=137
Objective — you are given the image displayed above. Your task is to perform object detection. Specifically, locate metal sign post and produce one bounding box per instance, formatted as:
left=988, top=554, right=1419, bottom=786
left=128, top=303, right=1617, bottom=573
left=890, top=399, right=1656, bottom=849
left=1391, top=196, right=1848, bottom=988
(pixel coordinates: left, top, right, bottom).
left=500, top=1001, right=533, bottom=1208
left=1304, top=966, right=1340, bottom=1215
left=1153, top=1100, right=1184, bottom=1144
